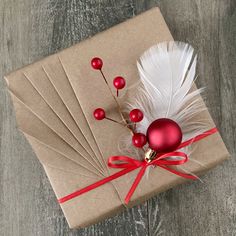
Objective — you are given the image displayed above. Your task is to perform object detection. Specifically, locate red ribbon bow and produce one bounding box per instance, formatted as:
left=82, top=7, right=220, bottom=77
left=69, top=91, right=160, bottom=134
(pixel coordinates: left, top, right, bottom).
left=108, top=152, right=196, bottom=204
left=58, top=127, right=217, bottom=204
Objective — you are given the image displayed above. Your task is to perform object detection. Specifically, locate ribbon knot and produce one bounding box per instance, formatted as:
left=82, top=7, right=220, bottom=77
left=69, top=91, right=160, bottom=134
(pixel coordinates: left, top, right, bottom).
left=108, top=151, right=196, bottom=204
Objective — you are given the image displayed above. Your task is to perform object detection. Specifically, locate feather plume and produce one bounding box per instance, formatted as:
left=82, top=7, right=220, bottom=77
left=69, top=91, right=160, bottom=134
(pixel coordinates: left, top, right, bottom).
left=126, top=41, right=209, bottom=144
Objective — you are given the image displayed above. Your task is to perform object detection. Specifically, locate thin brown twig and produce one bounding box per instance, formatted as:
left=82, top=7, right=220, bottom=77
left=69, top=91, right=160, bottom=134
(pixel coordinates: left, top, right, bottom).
left=105, top=117, right=134, bottom=135
left=99, top=69, right=146, bottom=153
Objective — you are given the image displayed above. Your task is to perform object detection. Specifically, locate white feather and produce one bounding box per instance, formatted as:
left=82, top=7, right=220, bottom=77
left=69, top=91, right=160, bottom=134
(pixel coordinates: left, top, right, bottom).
left=126, top=41, right=209, bottom=142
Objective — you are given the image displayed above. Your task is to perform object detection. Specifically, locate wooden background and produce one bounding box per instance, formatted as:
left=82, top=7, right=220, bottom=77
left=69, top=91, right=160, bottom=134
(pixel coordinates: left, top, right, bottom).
left=0, top=0, right=235, bottom=235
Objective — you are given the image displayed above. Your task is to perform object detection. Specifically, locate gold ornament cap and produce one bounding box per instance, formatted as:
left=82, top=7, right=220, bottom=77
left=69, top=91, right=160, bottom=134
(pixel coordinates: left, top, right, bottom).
left=145, top=148, right=157, bottom=163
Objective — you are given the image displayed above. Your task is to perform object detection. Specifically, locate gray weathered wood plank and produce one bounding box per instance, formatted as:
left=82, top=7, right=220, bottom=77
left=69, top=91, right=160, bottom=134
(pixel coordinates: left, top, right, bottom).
left=0, top=0, right=235, bottom=235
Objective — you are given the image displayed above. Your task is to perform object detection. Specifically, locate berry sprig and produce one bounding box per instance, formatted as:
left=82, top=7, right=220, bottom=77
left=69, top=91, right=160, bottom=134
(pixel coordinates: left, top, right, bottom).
left=91, top=57, right=126, bottom=122
left=91, top=57, right=147, bottom=149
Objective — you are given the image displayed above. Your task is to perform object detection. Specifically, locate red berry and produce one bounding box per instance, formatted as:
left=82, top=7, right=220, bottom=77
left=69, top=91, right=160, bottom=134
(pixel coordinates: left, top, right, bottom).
left=93, top=108, right=105, bottom=120
left=91, top=57, right=103, bottom=70
left=129, top=109, right=143, bottom=122
left=113, top=76, right=126, bottom=90
left=132, top=133, right=147, bottom=148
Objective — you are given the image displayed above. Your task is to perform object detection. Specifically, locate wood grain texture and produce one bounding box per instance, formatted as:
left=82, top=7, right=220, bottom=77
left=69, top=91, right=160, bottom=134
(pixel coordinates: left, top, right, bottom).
left=0, top=0, right=235, bottom=235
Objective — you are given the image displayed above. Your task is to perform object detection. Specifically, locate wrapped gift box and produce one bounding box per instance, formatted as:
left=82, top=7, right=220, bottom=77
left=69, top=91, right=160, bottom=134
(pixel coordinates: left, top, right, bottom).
left=5, top=7, right=229, bottom=228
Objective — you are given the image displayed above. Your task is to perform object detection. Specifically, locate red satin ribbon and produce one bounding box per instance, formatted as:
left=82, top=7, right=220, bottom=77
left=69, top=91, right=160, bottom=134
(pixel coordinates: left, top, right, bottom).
left=58, top=127, right=218, bottom=204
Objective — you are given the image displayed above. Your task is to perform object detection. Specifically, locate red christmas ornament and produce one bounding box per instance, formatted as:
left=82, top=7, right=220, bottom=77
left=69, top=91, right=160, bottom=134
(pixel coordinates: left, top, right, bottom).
left=146, top=118, right=182, bottom=152
left=113, top=76, right=126, bottom=90
left=132, top=133, right=147, bottom=148
left=129, top=109, right=144, bottom=122
left=93, top=108, right=105, bottom=120
left=91, top=57, right=103, bottom=70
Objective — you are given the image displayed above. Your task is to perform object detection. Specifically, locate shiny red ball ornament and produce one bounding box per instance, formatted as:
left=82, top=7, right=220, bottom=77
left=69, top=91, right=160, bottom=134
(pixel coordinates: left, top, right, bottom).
left=129, top=109, right=144, bottom=122
left=91, top=57, right=103, bottom=70
left=146, top=118, right=182, bottom=152
left=93, top=108, right=105, bottom=120
left=113, top=76, right=126, bottom=90
left=132, top=133, right=147, bottom=148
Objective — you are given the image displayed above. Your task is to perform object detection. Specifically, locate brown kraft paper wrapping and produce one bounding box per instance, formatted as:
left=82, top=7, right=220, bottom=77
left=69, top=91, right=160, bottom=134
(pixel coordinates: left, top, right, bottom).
left=4, top=7, right=229, bottom=228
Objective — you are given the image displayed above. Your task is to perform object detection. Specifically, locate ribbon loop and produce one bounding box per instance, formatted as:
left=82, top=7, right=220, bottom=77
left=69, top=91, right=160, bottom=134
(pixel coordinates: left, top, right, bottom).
left=152, top=151, right=188, bottom=166
left=108, top=156, right=143, bottom=169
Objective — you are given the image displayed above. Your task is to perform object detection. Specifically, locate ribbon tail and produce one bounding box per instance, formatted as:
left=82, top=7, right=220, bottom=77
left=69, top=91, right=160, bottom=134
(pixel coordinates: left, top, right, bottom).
left=58, top=166, right=137, bottom=204
left=159, top=165, right=197, bottom=180
left=125, top=165, right=147, bottom=204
